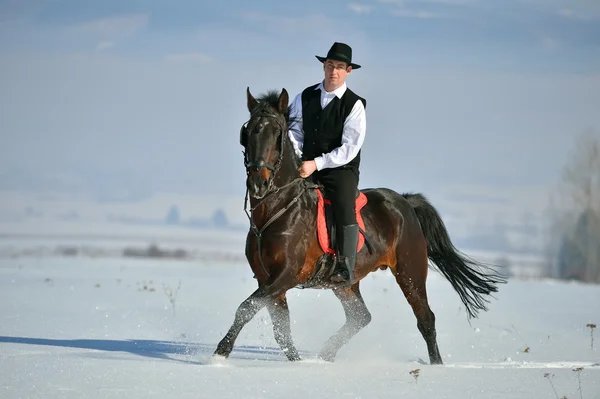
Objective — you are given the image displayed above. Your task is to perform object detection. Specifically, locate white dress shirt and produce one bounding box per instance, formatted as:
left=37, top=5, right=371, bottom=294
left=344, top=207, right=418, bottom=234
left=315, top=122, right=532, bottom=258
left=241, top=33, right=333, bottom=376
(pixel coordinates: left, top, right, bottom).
left=288, top=81, right=367, bottom=171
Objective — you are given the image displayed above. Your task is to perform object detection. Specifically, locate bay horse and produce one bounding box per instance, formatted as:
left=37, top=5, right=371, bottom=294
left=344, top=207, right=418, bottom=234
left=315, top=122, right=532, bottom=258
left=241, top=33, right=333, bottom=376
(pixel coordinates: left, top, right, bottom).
left=213, top=87, right=506, bottom=364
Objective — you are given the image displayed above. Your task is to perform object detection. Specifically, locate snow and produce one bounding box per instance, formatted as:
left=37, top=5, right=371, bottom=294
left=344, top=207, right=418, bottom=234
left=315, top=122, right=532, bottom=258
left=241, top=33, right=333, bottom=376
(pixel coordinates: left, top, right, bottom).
left=1, top=253, right=599, bottom=398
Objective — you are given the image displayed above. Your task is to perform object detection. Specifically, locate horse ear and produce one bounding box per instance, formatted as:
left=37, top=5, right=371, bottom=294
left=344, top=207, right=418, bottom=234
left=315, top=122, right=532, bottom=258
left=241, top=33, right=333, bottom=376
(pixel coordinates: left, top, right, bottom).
left=277, top=88, right=289, bottom=114
left=247, top=87, right=258, bottom=111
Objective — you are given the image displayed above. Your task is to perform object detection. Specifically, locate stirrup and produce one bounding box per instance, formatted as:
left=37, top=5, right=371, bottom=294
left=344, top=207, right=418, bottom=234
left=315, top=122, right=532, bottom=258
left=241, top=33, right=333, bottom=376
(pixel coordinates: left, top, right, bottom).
left=329, top=256, right=352, bottom=284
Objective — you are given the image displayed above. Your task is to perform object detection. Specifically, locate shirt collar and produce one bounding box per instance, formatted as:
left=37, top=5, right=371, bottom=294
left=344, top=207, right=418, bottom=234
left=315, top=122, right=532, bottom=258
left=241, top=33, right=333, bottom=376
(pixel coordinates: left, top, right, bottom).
left=315, top=81, right=347, bottom=99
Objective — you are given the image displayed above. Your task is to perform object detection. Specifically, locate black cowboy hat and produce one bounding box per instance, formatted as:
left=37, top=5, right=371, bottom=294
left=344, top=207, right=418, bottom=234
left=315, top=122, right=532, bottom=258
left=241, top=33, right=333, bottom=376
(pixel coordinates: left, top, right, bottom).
left=316, top=42, right=361, bottom=69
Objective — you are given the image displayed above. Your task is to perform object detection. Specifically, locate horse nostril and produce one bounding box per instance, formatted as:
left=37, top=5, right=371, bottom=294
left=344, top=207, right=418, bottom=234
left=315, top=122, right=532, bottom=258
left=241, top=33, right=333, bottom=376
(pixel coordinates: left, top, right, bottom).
left=262, top=179, right=269, bottom=187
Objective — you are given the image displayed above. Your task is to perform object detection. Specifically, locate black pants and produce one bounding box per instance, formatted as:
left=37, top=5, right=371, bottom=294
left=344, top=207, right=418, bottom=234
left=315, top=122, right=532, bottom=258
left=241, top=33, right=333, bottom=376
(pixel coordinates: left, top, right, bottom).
left=313, top=167, right=359, bottom=226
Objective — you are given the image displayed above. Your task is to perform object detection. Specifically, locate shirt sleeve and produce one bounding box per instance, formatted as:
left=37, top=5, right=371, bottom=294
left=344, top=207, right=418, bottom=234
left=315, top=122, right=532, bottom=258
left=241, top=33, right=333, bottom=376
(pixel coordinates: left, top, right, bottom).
left=314, top=99, right=366, bottom=170
left=287, top=93, right=304, bottom=159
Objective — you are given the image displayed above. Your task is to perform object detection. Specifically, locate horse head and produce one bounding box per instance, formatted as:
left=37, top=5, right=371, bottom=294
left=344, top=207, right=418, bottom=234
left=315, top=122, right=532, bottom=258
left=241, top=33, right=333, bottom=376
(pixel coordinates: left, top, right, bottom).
left=240, top=87, right=295, bottom=199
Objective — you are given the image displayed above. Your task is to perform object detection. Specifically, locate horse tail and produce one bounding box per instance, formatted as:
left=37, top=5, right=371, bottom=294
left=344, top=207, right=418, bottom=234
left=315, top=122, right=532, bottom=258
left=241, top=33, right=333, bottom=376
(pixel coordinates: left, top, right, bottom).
left=402, top=192, right=507, bottom=319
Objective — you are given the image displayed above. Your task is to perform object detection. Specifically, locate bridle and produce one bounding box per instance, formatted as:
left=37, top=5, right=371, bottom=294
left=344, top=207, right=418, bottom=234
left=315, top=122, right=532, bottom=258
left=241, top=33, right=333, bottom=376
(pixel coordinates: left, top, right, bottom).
left=240, top=105, right=287, bottom=179
left=239, top=103, right=319, bottom=279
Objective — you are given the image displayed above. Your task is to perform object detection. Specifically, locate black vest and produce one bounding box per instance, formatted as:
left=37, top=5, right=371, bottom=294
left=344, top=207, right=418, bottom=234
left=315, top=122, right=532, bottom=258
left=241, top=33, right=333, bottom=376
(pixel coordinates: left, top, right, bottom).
left=301, top=83, right=367, bottom=170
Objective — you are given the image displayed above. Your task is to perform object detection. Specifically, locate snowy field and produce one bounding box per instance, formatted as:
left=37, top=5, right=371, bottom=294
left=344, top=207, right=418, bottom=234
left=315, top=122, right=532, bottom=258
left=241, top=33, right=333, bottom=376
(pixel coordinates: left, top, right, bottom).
left=1, top=254, right=599, bottom=399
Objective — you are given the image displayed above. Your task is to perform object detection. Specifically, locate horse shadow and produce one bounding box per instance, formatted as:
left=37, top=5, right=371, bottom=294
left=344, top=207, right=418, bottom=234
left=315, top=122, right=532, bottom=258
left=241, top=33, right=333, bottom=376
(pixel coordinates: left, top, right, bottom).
left=0, top=335, right=315, bottom=365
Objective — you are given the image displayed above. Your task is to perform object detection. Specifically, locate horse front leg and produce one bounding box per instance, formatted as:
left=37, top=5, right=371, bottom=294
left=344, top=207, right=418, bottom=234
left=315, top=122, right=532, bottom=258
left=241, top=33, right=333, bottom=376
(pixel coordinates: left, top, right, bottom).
left=266, top=293, right=301, bottom=361
left=213, top=287, right=269, bottom=358
left=318, top=283, right=372, bottom=362
left=213, top=266, right=300, bottom=360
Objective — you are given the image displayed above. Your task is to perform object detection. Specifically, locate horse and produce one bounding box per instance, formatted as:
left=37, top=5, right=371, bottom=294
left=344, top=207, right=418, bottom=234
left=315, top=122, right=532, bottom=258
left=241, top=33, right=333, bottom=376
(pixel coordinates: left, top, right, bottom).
left=213, top=87, right=507, bottom=365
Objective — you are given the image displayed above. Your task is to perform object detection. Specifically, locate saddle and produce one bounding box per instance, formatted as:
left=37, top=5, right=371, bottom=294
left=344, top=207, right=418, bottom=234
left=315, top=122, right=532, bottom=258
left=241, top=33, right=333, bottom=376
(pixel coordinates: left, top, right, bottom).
left=315, top=188, right=370, bottom=255
left=252, top=185, right=374, bottom=288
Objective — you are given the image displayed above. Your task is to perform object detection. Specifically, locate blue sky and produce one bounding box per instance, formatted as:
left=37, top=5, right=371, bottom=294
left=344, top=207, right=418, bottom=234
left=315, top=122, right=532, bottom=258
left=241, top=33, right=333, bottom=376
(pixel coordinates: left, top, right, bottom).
left=1, top=0, right=599, bottom=200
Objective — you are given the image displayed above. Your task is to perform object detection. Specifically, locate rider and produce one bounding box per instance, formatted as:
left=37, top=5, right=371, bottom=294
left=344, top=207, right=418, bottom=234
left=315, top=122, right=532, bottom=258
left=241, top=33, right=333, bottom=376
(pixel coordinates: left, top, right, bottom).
left=288, top=42, right=367, bottom=285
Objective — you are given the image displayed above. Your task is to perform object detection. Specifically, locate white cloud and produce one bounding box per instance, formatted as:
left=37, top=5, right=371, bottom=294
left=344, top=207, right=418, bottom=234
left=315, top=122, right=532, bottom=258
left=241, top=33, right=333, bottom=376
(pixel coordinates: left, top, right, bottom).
left=348, top=3, right=372, bottom=14
left=69, top=13, right=149, bottom=38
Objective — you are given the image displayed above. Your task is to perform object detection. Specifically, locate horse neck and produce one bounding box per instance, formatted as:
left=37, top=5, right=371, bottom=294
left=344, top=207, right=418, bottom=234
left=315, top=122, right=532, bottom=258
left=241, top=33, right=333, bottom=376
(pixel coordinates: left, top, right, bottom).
left=273, top=131, right=301, bottom=188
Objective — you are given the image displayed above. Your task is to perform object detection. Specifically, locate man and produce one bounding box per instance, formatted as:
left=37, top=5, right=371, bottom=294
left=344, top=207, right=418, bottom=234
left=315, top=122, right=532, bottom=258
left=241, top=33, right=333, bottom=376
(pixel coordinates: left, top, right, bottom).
left=288, top=42, right=367, bottom=285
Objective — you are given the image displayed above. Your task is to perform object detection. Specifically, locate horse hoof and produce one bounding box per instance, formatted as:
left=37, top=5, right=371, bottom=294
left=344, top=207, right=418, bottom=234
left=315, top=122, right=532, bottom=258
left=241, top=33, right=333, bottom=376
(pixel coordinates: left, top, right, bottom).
left=210, top=354, right=229, bottom=365
left=213, top=346, right=231, bottom=359
left=317, top=353, right=336, bottom=363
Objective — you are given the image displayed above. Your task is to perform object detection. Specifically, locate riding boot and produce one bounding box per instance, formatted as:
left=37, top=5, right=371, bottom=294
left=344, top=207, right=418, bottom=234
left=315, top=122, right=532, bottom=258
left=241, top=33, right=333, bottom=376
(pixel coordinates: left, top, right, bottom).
left=330, top=224, right=359, bottom=285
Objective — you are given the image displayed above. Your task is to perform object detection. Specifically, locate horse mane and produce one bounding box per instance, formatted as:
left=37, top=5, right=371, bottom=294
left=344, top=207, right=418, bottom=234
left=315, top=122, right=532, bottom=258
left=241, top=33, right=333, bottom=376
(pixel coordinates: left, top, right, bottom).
left=255, top=90, right=296, bottom=124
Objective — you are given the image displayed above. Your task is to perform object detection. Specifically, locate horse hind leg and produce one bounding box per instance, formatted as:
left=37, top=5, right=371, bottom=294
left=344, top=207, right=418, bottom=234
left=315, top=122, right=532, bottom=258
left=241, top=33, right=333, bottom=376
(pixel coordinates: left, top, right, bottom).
left=266, top=293, right=301, bottom=361
left=395, top=244, right=443, bottom=365
left=318, top=283, right=372, bottom=362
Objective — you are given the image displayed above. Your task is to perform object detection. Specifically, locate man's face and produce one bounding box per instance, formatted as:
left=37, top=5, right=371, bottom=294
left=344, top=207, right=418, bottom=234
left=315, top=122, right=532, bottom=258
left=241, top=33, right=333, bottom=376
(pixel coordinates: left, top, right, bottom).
left=323, top=59, right=351, bottom=89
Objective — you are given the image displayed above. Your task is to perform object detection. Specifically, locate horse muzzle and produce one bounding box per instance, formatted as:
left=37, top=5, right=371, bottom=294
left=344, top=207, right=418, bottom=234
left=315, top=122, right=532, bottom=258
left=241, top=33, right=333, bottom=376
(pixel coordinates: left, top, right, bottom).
left=247, top=173, right=274, bottom=199
left=245, top=159, right=276, bottom=199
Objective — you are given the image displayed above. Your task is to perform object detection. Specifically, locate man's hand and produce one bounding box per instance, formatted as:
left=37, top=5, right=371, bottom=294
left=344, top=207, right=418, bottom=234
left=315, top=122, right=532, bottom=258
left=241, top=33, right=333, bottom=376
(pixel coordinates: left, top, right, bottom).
left=298, top=160, right=317, bottom=178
